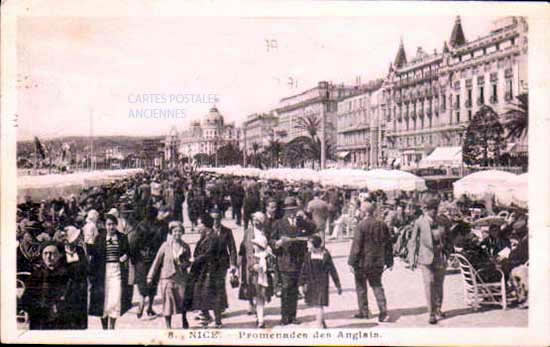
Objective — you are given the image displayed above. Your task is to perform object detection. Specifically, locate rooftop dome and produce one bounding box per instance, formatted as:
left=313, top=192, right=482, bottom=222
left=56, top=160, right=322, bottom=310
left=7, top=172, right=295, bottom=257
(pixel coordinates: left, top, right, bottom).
left=203, top=106, right=224, bottom=126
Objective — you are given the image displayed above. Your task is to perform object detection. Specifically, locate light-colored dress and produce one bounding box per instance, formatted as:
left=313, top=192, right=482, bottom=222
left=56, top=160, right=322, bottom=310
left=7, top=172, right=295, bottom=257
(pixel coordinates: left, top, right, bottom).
left=104, top=235, right=122, bottom=318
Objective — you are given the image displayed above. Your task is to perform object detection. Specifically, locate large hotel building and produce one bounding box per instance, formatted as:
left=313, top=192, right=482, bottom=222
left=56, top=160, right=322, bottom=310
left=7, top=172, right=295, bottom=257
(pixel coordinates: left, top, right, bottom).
left=383, top=16, right=528, bottom=167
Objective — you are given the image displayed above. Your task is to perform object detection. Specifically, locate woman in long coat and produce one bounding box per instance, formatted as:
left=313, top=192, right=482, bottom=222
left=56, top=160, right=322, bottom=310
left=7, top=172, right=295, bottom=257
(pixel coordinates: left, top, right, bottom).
left=147, top=221, right=191, bottom=329
left=132, top=205, right=164, bottom=318
left=238, top=212, right=274, bottom=328
left=88, top=214, right=132, bottom=329
left=187, top=214, right=223, bottom=328
left=62, top=226, right=89, bottom=329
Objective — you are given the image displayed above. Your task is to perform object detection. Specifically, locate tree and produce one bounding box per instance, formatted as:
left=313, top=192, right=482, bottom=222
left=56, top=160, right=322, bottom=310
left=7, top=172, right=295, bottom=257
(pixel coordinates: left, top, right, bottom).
left=462, top=105, right=506, bottom=166
left=503, top=93, right=528, bottom=140
left=264, top=139, right=284, bottom=168
left=293, top=113, right=335, bottom=168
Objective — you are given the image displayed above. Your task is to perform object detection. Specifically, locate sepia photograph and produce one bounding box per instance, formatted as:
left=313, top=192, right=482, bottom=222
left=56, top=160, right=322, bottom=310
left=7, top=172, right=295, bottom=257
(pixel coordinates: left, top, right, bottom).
left=1, top=1, right=549, bottom=346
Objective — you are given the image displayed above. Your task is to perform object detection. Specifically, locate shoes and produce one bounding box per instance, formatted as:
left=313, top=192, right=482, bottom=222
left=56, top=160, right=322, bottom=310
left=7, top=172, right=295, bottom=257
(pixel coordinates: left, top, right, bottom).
left=378, top=312, right=388, bottom=322
left=322, top=321, right=328, bottom=329
left=288, top=318, right=301, bottom=325
left=147, top=309, right=157, bottom=317
left=257, top=322, right=265, bottom=329
left=182, top=319, right=189, bottom=329
left=137, top=306, right=144, bottom=319
left=429, top=315, right=437, bottom=325
left=279, top=319, right=290, bottom=326
left=353, top=312, right=369, bottom=319
left=214, top=322, right=223, bottom=329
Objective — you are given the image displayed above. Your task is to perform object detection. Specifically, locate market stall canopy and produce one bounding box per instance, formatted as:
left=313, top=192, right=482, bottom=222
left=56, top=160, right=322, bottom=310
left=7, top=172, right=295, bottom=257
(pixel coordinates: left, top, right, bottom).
left=453, top=170, right=518, bottom=201
left=336, top=151, right=351, bottom=159
left=419, top=146, right=462, bottom=168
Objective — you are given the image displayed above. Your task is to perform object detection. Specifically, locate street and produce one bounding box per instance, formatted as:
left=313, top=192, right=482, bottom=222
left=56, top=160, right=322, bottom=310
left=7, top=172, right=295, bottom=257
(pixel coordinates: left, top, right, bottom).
left=84, top=202, right=527, bottom=329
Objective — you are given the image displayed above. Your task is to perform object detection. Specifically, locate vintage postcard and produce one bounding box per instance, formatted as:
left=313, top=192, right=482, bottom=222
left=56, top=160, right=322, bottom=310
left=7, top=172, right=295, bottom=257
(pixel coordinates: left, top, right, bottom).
left=1, top=0, right=549, bottom=346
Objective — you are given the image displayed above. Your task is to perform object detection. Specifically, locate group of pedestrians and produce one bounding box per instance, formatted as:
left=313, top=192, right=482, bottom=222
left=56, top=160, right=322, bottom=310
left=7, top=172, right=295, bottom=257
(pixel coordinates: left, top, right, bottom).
left=16, top=166, right=529, bottom=330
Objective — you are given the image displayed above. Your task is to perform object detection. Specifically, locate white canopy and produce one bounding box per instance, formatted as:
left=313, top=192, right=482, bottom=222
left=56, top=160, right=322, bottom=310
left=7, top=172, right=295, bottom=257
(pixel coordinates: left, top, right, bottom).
left=453, top=170, right=518, bottom=200
left=419, top=146, right=462, bottom=168
left=363, top=169, right=427, bottom=192
left=18, top=169, right=144, bottom=203
left=493, top=173, right=528, bottom=208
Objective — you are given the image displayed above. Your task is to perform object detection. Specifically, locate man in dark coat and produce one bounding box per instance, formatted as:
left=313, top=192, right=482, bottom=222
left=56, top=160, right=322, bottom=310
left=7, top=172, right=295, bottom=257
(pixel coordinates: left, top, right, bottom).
left=210, top=207, right=238, bottom=314
left=271, top=197, right=316, bottom=325
left=230, top=180, right=245, bottom=226
left=243, top=186, right=262, bottom=230
left=348, top=202, right=393, bottom=322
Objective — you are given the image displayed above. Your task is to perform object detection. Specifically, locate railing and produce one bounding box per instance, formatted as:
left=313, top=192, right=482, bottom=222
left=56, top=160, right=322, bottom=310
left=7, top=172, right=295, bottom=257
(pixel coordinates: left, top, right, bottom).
left=505, top=91, right=513, bottom=101
left=490, top=95, right=498, bottom=104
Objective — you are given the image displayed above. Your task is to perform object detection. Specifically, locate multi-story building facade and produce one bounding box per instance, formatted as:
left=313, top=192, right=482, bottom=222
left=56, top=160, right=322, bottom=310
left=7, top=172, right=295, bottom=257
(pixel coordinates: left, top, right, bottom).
left=273, top=81, right=358, bottom=147
left=242, top=112, right=279, bottom=154
left=177, top=106, right=240, bottom=161
left=384, top=16, right=528, bottom=168
left=335, top=79, right=384, bottom=167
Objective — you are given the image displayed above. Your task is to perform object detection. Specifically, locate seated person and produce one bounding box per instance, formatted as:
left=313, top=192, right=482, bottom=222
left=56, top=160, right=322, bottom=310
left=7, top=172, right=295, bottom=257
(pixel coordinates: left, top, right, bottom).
left=480, top=225, right=511, bottom=258
left=454, top=234, right=502, bottom=283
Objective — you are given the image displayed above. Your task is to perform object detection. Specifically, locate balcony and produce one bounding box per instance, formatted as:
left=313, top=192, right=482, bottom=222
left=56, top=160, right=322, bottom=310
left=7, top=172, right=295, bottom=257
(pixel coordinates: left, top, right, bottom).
left=477, top=97, right=484, bottom=106
left=490, top=95, right=498, bottom=104
left=453, top=102, right=460, bottom=110
left=465, top=99, right=472, bottom=108
left=505, top=91, right=513, bottom=101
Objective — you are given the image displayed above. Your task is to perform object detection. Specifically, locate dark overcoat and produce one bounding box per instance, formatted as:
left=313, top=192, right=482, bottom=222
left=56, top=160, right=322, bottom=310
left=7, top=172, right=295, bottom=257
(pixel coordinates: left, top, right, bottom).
left=88, top=232, right=132, bottom=317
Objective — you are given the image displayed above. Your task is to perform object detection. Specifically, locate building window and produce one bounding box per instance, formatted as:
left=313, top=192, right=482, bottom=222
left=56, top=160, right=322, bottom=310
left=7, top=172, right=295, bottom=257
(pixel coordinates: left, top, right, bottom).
left=505, top=79, right=513, bottom=100
left=478, top=86, right=485, bottom=105
left=456, top=112, right=460, bottom=123
left=467, top=89, right=472, bottom=106
left=491, top=84, right=498, bottom=104
left=468, top=110, right=472, bottom=121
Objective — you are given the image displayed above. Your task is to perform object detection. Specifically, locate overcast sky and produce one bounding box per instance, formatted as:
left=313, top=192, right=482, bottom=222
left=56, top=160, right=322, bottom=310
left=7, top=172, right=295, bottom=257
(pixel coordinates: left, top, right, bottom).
left=17, top=15, right=500, bottom=141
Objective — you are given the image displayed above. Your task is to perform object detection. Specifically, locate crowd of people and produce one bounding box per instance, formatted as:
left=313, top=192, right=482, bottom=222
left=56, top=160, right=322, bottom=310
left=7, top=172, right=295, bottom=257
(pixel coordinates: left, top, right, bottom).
left=16, top=167, right=529, bottom=330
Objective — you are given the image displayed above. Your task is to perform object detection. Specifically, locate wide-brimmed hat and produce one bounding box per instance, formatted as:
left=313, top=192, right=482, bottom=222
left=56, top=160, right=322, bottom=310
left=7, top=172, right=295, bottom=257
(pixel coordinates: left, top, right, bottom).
left=108, top=208, right=119, bottom=218
left=283, top=196, right=298, bottom=210
left=65, top=226, right=81, bottom=244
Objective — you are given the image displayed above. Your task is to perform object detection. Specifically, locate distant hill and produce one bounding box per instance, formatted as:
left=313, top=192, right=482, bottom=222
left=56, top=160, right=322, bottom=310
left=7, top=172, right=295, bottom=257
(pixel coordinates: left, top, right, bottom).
left=17, top=135, right=165, bottom=157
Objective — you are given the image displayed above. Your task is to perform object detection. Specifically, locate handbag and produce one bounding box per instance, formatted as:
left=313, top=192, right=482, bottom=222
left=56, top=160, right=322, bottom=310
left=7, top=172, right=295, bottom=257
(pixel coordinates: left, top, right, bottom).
left=229, top=272, right=240, bottom=288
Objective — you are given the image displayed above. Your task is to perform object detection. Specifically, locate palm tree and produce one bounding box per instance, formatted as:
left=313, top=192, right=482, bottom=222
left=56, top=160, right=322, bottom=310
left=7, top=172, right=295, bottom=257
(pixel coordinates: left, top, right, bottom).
left=503, top=93, right=528, bottom=140
left=251, top=142, right=260, bottom=168
left=294, top=112, right=321, bottom=140
left=264, top=139, right=283, bottom=168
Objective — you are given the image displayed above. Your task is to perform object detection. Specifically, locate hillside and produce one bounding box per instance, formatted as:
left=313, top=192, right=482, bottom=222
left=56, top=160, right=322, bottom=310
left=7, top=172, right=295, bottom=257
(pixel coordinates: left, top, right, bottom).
left=17, top=135, right=165, bottom=157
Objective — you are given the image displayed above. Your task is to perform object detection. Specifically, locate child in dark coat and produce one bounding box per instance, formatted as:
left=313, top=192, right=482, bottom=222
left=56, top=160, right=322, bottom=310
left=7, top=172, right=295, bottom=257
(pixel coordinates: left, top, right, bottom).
left=299, top=235, right=342, bottom=328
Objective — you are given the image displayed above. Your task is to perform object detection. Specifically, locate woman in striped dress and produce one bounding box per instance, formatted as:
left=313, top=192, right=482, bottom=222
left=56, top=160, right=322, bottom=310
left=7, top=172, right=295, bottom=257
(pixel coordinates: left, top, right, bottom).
left=88, top=214, right=132, bottom=329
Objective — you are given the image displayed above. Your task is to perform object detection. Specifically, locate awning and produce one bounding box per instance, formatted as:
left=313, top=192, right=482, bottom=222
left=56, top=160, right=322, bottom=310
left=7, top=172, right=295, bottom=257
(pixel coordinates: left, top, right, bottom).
left=337, top=151, right=351, bottom=159
left=419, top=146, right=462, bottom=168
left=505, top=142, right=528, bottom=154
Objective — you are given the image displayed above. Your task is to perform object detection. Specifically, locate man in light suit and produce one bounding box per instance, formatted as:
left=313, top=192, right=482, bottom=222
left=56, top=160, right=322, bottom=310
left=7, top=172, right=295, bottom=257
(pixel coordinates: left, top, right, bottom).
left=410, top=197, right=450, bottom=324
